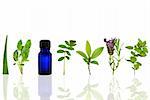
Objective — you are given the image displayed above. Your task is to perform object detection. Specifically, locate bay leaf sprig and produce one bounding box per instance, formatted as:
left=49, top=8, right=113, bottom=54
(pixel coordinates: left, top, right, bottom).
left=126, top=39, right=148, bottom=75
left=13, top=40, right=31, bottom=74
left=76, top=41, right=104, bottom=75
left=57, top=40, right=76, bottom=75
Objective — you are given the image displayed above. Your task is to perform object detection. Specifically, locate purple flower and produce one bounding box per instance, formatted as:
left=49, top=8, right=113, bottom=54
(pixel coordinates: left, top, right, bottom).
left=104, top=38, right=116, bottom=55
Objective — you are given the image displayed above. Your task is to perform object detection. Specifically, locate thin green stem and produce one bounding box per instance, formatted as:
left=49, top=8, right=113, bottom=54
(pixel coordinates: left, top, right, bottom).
left=63, top=52, right=66, bottom=75
left=88, top=64, right=91, bottom=75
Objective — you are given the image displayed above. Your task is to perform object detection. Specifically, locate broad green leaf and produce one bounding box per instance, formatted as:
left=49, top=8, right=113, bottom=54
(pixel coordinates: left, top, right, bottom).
left=126, top=46, right=133, bottom=49
left=91, top=61, right=99, bottom=65
left=130, top=56, right=137, bottom=63
left=58, top=57, right=64, bottom=61
left=76, top=51, right=87, bottom=59
left=57, top=50, right=64, bottom=53
left=91, top=47, right=104, bottom=59
left=13, top=50, right=18, bottom=61
left=59, top=45, right=67, bottom=48
left=17, top=40, right=22, bottom=50
left=86, top=41, right=91, bottom=57
left=25, top=40, right=31, bottom=49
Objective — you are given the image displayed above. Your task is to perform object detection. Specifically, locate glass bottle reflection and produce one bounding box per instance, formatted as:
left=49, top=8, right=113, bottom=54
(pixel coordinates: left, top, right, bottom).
left=127, top=78, right=148, bottom=100
left=57, top=76, right=74, bottom=100
left=38, top=75, right=52, bottom=100
left=13, top=76, right=30, bottom=100
left=77, top=76, right=103, bottom=100
left=3, top=75, right=9, bottom=100
left=107, top=77, right=121, bottom=100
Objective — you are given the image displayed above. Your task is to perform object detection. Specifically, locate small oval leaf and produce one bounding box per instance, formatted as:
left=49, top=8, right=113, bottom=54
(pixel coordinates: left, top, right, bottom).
left=13, top=50, right=18, bottom=61
left=17, top=40, right=22, bottom=50
left=57, top=50, right=64, bottom=53
left=91, top=61, right=99, bottom=65
left=126, top=46, right=133, bottom=49
left=58, top=57, right=64, bottom=61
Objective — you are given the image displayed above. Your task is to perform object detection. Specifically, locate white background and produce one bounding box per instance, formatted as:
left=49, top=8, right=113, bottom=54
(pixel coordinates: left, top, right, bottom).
left=0, top=0, right=150, bottom=100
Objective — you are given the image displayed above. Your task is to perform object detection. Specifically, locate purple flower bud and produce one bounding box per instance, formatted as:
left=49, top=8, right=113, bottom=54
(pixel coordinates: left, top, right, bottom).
left=104, top=38, right=116, bottom=55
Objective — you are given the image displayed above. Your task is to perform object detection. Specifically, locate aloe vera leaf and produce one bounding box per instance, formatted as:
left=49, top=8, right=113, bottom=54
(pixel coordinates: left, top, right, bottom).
left=3, top=35, right=9, bottom=74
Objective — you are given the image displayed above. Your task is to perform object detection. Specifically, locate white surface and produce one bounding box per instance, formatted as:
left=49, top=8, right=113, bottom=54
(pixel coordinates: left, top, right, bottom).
left=0, top=0, right=150, bottom=100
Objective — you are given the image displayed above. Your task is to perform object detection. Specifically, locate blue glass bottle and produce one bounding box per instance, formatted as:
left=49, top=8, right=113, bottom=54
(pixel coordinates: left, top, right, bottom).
left=38, top=40, right=52, bottom=75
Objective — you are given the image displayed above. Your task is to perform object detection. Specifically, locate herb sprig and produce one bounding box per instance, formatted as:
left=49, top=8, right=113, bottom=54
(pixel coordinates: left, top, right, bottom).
left=57, top=40, right=76, bottom=75
left=126, top=39, right=148, bottom=75
left=104, top=38, right=122, bottom=75
left=13, top=40, right=31, bottom=74
left=76, top=41, right=104, bottom=75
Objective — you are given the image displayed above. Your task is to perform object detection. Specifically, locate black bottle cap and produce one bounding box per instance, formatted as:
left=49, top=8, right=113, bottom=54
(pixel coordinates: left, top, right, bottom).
left=40, top=40, right=51, bottom=49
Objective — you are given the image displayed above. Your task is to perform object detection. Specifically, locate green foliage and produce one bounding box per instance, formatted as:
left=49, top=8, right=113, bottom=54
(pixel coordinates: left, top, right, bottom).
left=57, top=40, right=76, bottom=75
left=76, top=40, right=104, bottom=75
left=13, top=39, right=31, bottom=74
left=3, top=35, right=9, bottom=74
left=126, top=39, right=148, bottom=72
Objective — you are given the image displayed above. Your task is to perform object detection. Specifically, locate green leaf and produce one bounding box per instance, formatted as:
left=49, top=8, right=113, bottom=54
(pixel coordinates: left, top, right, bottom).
left=83, top=58, right=88, bottom=64
left=91, top=61, right=99, bottom=65
left=76, top=51, right=88, bottom=59
left=22, top=49, right=29, bottom=61
left=65, top=41, right=70, bottom=46
left=131, top=51, right=137, bottom=56
left=91, top=47, right=104, bottom=59
left=115, top=39, right=120, bottom=50
left=134, top=62, right=141, bottom=70
left=143, top=47, right=148, bottom=53
left=57, top=50, right=64, bottom=53
left=66, top=51, right=71, bottom=56
left=67, top=47, right=74, bottom=50
left=25, top=40, right=31, bottom=49
left=59, top=45, right=67, bottom=48
left=58, top=57, right=64, bottom=61
left=139, top=52, right=146, bottom=57
left=126, top=46, right=133, bottom=49
left=86, top=41, right=91, bottom=57
left=17, top=40, right=22, bottom=50
left=130, top=56, right=137, bottom=63
left=13, top=50, right=18, bottom=61
left=70, top=40, right=76, bottom=46
left=134, top=47, right=142, bottom=53
left=3, top=35, right=9, bottom=74
left=65, top=56, right=70, bottom=60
